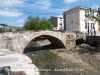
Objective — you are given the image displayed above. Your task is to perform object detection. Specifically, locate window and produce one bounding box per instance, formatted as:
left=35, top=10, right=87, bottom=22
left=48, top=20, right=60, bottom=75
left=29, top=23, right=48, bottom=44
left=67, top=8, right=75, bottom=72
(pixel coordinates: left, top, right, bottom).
left=90, top=9, right=94, bottom=16
left=93, top=23, right=95, bottom=29
left=85, top=11, right=89, bottom=15
left=88, top=23, right=89, bottom=28
left=91, top=23, right=92, bottom=29
left=85, top=21, right=87, bottom=29
left=71, top=21, right=73, bottom=23
left=60, top=18, right=62, bottom=19
left=92, top=11, right=94, bottom=16
left=60, top=23, right=62, bottom=25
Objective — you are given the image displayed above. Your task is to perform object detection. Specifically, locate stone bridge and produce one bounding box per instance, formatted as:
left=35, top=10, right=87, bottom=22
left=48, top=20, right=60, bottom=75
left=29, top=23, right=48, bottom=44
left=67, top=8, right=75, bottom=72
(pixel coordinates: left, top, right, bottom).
left=0, top=30, right=86, bottom=53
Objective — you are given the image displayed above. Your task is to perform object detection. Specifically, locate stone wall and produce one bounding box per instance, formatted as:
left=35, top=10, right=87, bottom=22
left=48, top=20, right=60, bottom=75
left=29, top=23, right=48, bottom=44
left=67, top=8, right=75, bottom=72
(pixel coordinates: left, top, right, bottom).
left=0, top=37, right=13, bottom=50
left=86, top=36, right=100, bottom=47
left=0, top=30, right=87, bottom=53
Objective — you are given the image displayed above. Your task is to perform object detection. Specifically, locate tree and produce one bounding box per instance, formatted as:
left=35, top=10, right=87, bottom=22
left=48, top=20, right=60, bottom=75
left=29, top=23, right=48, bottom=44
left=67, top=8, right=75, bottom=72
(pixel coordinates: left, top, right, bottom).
left=95, top=15, right=100, bottom=25
left=8, top=28, right=12, bottom=32
left=23, top=15, right=54, bottom=30
left=23, top=15, right=40, bottom=30
left=0, top=27, right=4, bottom=33
left=36, top=19, right=53, bottom=30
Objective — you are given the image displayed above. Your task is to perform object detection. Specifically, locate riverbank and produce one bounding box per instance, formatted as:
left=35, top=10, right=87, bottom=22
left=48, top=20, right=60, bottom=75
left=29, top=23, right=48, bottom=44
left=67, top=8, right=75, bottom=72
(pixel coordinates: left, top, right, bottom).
left=25, top=44, right=100, bottom=75
left=0, top=49, right=40, bottom=75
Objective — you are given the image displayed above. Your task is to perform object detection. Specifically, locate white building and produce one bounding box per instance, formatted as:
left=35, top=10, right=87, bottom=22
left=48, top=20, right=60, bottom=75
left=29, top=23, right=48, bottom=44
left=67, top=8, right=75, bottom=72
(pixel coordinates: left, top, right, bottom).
left=49, top=16, right=64, bottom=30
left=0, top=24, right=3, bottom=28
left=63, top=6, right=99, bottom=33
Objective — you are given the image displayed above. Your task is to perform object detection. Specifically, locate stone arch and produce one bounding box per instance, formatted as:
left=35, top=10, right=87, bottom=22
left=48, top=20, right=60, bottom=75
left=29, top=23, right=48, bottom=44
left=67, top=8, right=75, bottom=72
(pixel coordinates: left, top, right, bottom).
left=41, top=35, right=65, bottom=48
left=23, top=34, right=65, bottom=53
left=75, top=38, right=86, bottom=45
left=0, top=30, right=78, bottom=53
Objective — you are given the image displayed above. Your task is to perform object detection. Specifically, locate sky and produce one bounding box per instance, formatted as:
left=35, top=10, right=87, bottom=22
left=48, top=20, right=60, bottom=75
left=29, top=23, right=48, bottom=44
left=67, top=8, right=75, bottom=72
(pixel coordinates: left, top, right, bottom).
left=0, top=0, right=100, bottom=27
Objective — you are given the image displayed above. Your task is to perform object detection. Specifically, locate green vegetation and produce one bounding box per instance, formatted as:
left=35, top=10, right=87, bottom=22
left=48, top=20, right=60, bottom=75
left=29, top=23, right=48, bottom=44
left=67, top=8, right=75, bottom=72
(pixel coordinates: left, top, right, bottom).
left=15, top=27, right=24, bottom=32
left=36, top=19, right=53, bottom=30
left=23, top=15, right=53, bottom=30
left=7, top=28, right=12, bottom=32
left=85, top=15, right=100, bottom=25
left=0, top=27, right=4, bottom=33
left=23, top=15, right=40, bottom=30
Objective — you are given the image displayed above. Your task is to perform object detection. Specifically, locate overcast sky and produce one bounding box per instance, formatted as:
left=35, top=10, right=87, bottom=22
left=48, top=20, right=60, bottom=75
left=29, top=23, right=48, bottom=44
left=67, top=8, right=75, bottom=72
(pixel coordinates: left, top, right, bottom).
left=0, top=0, right=100, bottom=27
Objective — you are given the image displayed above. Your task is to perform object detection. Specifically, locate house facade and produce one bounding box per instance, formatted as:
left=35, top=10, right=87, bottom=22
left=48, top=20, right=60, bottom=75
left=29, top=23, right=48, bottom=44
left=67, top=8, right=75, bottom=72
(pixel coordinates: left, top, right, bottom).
left=63, top=6, right=98, bottom=33
left=49, top=16, right=64, bottom=30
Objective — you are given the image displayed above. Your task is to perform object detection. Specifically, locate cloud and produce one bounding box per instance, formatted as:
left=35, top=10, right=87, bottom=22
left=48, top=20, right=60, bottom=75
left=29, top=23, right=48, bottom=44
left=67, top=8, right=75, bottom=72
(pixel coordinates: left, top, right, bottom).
left=64, top=0, right=79, bottom=4
left=5, top=18, right=25, bottom=27
left=0, top=8, right=23, bottom=17
left=36, top=0, right=52, bottom=9
left=56, top=15, right=63, bottom=17
left=91, top=4, right=99, bottom=9
left=17, top=19, right=24, bottom=23
left=47, top=7, right=69, bottom=14
left=0, top=0, right=23, bottom=7
left=17, top=18, right=25, bottom=27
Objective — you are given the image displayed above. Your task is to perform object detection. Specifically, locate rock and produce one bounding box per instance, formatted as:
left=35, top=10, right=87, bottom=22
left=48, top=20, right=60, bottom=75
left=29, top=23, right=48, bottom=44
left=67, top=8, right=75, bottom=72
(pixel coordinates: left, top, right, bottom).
left=0, top=49, right=40, bottom=75
left=32, top=54, right=34, bottom=56
left=80, top=73, right=84, bottom=75
left=89, top=60, right=93, bottom=63
left=62, top=63, right=65, bottom=65
left=79, top=44, right=90, bottom=48
left=75, top=46, right=81, bottom=50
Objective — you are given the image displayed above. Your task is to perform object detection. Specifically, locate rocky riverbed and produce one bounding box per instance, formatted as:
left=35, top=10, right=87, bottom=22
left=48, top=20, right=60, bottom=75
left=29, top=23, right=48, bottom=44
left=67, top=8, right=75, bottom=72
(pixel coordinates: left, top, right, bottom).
left=25, top=44, right=100, bottom=75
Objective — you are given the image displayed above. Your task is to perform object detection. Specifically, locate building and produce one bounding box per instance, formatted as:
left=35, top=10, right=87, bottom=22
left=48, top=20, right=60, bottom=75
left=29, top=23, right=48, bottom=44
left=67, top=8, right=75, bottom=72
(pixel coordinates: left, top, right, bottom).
left=0, top=25, right=3, bottom=28
left=63, top=6, right=99, bottom=33
left=0, top=24, right=7, bottom=28
left=0, top=24, right=16, bottom=32
left=49, top=16, right=64, bottom=30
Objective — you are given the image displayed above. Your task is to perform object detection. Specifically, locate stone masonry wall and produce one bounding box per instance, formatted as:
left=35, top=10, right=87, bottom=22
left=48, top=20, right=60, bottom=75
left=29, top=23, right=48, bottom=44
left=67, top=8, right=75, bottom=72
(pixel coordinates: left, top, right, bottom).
left=0, top=31, right=87, bottom=53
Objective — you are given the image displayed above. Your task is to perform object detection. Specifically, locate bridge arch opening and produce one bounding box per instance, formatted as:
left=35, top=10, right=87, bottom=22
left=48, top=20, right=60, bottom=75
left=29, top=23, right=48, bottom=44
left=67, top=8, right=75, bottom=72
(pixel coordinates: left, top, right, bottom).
left=93, top=41, right=97, bottom=47
left=23, top=35, right=65, bottom=53
left=75, top=38, right=86, bottom=45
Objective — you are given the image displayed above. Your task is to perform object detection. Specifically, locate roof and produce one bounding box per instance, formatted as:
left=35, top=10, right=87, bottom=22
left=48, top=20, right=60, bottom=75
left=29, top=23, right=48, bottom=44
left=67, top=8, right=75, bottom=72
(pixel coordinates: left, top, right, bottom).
left=64, top=6, right=98, bottom=14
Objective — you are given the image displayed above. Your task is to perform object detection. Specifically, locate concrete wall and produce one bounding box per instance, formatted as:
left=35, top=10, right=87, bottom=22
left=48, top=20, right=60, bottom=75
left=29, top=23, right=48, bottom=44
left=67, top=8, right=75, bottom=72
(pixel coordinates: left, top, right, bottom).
left=57, top=17, right=64, bottom=30
left=79, top=9, right=86, bottom=32
left=65, top=10, right=80, bottom=31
